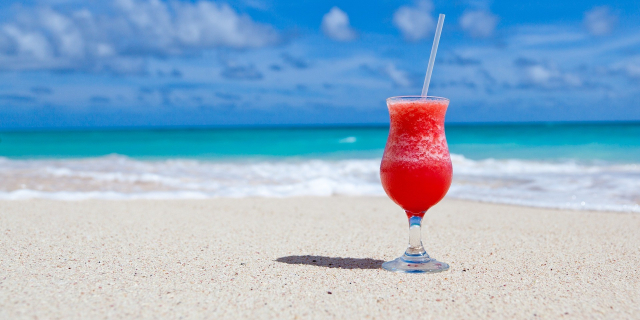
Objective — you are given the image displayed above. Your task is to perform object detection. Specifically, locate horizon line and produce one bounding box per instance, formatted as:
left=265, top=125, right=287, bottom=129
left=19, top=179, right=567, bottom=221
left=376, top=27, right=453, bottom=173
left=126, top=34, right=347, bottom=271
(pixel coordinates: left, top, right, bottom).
left=1, top=119, right=640, bottom=133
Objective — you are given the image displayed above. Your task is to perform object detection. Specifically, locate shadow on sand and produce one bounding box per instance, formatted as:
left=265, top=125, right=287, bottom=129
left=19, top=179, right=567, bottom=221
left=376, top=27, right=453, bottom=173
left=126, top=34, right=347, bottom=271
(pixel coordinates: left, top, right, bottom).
left=275, top=255, right=384, bottom=270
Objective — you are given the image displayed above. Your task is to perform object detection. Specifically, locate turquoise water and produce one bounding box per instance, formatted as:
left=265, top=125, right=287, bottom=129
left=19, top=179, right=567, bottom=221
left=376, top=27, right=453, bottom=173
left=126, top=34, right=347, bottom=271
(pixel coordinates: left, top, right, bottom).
left=1, top=122, right=639, bottom=162
left=0, top=122, right=639, bottom=211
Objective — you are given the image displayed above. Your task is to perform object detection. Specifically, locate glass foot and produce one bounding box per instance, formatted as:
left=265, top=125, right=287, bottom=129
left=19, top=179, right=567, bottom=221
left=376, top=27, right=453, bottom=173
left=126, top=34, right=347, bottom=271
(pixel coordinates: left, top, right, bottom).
left=382, top=256, right=449, bottom=273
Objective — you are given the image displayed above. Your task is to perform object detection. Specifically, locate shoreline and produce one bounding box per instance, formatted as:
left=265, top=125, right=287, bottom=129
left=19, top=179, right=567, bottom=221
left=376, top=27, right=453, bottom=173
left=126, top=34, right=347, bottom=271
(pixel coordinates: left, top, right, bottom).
left=1, top=153, right=639, bottom=213
left=0, top=194, right=638, bottom=214
left=1, top=197, right=639, bottom=318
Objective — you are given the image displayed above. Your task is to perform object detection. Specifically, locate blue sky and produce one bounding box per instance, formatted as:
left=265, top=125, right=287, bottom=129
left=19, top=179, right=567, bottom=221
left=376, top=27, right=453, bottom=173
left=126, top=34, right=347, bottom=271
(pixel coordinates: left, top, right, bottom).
left=0, top=0, right=639, bottom=128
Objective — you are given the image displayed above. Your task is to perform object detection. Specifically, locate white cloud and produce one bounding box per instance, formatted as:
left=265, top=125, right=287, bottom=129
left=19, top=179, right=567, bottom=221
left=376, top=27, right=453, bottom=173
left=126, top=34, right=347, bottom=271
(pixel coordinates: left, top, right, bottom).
left=515, top=58, right=583, bottom=89
left=459, top=10, right=498, bottom=38
left=384, top=64, right=412, bottom=87
left=392, top=0, right=435, bottom=42
left=116, top=0, right=278, bottom=50
left=321, top=7, right=357, bottom=42
left=625, top=65, right=640, bottom=79
left=2, top=25, right=53, bottom=61
left=0, top=0, right=279, bottom=73
left=623, top=64, right=640, bottom=79
left=509, top=28, right=587, bottom=47
left=584, top=6, right=617, bottom=36
left=611, top=57, right=640, bottom=80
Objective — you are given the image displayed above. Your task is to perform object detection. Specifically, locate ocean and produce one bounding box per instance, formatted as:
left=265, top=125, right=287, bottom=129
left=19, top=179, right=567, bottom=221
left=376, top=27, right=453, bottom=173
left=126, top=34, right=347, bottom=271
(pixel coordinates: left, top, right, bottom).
left=1, top=122, right=639, bottom=212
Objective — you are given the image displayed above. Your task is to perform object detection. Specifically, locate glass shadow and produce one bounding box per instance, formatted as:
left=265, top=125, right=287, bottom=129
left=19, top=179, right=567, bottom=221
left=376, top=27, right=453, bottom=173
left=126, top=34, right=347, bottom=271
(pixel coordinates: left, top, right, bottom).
left=276, top=255, right=384, bottom=270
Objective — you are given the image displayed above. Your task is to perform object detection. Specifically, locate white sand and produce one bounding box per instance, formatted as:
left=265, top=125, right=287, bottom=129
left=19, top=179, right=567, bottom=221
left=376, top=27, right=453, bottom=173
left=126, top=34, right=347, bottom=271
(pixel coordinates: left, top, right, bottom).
left=0, top=197, right=638, bottom=319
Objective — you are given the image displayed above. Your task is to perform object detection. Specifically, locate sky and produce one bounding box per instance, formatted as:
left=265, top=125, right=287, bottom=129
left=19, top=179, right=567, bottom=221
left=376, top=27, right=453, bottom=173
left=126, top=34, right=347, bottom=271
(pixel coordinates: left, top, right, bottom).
left=0, top=0, right=639, bottom=129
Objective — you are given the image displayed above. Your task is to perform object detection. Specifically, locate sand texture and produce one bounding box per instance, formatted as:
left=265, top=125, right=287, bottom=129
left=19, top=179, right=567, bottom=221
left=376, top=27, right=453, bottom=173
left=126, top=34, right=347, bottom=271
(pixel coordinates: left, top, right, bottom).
left=1, top=197, right=639, bottom=319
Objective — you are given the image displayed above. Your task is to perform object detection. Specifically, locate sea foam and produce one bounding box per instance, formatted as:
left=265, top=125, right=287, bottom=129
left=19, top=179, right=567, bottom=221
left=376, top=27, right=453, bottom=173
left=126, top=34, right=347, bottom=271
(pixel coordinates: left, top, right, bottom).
left=0, top=154, right=638, bottom=212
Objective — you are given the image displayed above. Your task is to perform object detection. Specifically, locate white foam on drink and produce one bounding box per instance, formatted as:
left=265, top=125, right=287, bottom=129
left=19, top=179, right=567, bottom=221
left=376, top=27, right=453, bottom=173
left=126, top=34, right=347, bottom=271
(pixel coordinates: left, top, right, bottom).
left=383, top=101, right=450, bottom=165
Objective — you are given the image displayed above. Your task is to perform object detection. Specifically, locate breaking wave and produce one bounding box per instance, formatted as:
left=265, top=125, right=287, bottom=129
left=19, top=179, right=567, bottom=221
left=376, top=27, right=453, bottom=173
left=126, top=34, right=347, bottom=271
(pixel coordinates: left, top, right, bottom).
left=0, top=154, right=638, bottom=212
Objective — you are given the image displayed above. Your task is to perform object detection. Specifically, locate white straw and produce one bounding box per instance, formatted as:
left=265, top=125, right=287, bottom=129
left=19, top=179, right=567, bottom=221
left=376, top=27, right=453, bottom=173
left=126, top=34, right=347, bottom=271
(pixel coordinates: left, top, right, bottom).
left=421, top=14, right=445, bottom=97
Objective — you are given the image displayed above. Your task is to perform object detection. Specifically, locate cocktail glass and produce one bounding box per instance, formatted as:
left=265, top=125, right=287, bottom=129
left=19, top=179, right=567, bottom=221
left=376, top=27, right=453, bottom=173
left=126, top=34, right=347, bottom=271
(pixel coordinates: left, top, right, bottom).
left=380, top=96, right=452, bottom=273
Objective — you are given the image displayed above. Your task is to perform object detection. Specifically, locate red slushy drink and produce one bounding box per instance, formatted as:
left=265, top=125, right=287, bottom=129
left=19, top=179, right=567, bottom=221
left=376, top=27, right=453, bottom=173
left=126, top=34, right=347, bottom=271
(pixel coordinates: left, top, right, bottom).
left=380, top=97, right=452, bottom=215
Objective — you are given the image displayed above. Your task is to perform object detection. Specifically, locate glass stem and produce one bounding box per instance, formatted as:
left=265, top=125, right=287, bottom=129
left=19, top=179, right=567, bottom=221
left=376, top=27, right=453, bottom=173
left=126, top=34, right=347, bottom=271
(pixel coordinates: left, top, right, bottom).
left=403, top=214, right=430, bottom=261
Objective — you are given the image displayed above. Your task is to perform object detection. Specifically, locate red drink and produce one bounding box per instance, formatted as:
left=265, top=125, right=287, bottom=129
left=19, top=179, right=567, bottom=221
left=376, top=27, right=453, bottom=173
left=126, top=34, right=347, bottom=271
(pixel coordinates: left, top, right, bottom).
left=380, top=97, right=452, bottom=215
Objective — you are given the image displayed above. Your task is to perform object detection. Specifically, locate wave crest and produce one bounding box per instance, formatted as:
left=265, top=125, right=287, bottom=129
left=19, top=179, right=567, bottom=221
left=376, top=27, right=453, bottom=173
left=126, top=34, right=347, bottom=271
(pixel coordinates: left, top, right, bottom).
left=0, top=154, right=639, bottom=212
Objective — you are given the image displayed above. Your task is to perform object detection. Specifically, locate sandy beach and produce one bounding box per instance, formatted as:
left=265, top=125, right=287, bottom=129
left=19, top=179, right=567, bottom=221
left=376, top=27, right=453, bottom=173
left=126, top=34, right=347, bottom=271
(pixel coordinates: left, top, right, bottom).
left=0, top=197, right=638, bottom=319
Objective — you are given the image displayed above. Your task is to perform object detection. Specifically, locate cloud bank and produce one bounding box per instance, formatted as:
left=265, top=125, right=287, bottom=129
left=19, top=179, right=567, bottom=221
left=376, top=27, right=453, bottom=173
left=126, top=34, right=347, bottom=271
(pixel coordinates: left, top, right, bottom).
left=0, top=0, right=279, bottom=73
left=514, top=58, right=583, bottom=89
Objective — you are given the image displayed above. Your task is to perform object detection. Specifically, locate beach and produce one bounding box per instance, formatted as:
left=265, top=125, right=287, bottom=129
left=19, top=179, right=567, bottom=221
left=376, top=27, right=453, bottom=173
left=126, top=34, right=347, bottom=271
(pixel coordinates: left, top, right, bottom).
left=1, top=0, right=639, bottom=318
left=1, top=197, right=638, bottom=319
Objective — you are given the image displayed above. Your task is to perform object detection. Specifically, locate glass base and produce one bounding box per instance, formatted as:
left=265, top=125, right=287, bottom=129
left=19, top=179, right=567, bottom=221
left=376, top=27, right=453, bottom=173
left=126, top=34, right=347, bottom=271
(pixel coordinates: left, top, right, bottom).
left=382, top=255, right=450, bottom=273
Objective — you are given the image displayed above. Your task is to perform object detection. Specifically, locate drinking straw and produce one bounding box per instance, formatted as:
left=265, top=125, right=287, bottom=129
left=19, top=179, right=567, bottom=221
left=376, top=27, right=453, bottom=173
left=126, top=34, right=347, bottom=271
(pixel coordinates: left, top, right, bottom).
left=421, top=14, right=445, bottom=97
